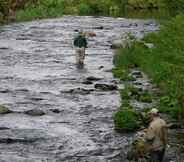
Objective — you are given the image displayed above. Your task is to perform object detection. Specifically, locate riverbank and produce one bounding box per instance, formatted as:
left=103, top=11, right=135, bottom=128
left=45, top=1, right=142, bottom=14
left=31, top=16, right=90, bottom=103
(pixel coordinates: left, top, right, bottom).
left=0, top=0, right=180, bottom=23
left=113, top=14, right=184, bottom=121
left=113, top=14, right=184, bottom=160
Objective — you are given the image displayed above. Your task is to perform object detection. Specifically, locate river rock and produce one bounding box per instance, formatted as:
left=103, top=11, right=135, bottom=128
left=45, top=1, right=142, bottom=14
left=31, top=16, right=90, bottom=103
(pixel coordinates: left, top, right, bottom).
left=111, top=39, right=131, bottom=49
left=50, top=109, right=62, bottom=113
left=167, top=123, right=182, bottom=129
left=0, top=127, right=10, bottom=131
left=94, top=83, right=117, bottom=91
left=0, top=89, right=11, bottom=93
left=82, top=80, right=93, bottom=85
left=0, top=137, right=36, bottom=144
left=24, top=109, right=45, bottom=116
left=144, top=43, right=154, bottom=49
left=67, top=88, right=94, bottom=95
left=131, top=71, right=143, bottom=78
left=29, top=97, right=44, bottom=101
left=93, top=26, right=104, bottom=30
left=133, top=81, right=143, bottom=86
left=0, top=129, right=49, bottom=144
left=0, top=105, right=12, bottom=114
left=86, top=76, right=103, bottom=81
left=98, top=66, right=104, bottom=69
left=0, top=47, right=9, bottom=50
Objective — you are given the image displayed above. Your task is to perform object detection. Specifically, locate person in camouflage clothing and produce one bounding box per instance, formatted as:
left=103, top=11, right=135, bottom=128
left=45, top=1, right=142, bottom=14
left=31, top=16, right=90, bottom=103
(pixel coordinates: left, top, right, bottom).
left=73, top=30, right=88, bottom=68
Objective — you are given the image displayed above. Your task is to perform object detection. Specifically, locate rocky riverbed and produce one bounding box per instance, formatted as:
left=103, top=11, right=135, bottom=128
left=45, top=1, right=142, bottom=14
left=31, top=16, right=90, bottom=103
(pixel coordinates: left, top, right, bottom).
left=0, top=16, right=158, bottom=162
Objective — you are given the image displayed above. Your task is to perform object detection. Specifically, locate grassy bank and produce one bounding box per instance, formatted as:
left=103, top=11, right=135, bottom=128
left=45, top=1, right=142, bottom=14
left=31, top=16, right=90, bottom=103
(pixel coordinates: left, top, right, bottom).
left=0, top=0, right=181, bottom=22
left=113, top=15, right=184, bottom=125
left=1, top=0, right=184, bottom=22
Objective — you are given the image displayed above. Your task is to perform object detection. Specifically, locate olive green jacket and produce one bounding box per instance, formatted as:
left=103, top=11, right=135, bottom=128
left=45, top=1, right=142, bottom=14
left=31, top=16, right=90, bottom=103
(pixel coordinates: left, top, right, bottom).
left=74, top=35, right=87, bottom=48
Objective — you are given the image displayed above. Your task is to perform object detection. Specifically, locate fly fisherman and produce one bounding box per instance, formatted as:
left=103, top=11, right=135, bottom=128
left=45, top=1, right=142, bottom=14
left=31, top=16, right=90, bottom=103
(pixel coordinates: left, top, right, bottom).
left=73, top=30, right=88, bottom=68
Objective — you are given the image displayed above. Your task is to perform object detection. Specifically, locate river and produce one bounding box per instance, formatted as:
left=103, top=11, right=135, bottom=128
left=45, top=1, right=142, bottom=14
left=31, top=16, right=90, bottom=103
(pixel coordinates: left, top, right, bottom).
left=0, top=16, right=157, bottom=162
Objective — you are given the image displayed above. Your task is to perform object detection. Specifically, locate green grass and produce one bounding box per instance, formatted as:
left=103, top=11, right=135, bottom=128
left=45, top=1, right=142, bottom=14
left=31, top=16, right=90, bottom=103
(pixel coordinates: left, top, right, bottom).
left=113, top=106, right=141, bottom=132
left=16, top=0, right=65, bottom=21
left=1, top=0, right=184, bottom=22
left=114, top=15, right=184, bottom=120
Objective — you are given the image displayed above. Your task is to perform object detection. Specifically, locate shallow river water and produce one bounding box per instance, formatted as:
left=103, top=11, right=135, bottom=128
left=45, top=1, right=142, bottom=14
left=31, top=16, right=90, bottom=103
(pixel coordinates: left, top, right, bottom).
left=0, top=16, right=157, bottom=162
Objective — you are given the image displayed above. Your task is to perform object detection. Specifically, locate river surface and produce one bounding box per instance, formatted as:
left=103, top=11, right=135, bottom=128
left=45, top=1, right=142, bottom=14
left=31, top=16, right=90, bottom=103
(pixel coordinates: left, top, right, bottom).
left=0, top=16, right=157, bottom=162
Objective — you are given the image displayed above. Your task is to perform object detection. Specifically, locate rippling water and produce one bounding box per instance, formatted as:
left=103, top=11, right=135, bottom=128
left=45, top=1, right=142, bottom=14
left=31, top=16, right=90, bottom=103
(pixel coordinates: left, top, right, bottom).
left=0, top=16, right=157, bottom=162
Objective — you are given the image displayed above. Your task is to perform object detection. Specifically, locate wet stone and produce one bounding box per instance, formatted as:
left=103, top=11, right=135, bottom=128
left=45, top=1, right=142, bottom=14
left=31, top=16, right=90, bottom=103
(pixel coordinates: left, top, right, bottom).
left=98, top=66, right=104, bottom=69
left=131, top=71, right=143, bottom=78
left=24, top=109, right=45, bottom=116
left=0, top=47, right=9, bottom=50
left=29, top=97, right=45, bottom=101
left=93, top=26, right=104, bottom=30
left=0, top=105, right=12, bottom=114
left=0, top=137, right=37, bottom=144
left=0, top=89, right=11, bottom=93
left=0, top=127, right=10, bottom=130
left=50, top=109, right=62, bottom=113
left=133, top=81, right=143, bottom=86
left=86, top=76, right=103, bottom=81
left=82, top=80, right=93, bottom=85
left=94, top=83, right=118, bottom=91
left=68, top=88, right=94, bottom=95
left=0, top=129, right=48, bottom=144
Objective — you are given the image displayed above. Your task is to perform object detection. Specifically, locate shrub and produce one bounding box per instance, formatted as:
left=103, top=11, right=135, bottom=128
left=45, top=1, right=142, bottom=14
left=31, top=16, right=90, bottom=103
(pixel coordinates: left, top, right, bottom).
left=78, top=3, right=91, bottom=15
left=114, top=15, right=184, bottom=120
left=113, top=107, right=140, bottom=132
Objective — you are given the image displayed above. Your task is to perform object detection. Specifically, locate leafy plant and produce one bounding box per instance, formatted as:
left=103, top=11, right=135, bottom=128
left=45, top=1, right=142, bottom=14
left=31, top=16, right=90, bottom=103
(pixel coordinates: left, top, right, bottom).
left=113, top=107, right=140, bottom=132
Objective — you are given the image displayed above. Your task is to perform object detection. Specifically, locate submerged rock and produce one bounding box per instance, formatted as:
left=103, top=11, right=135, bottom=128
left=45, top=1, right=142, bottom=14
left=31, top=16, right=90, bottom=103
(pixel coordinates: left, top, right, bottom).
left=94, top=83, right=118, bottom=91
left=0, top=105, right=12, bottom=114
left=50, top=109, right=62, bottom=114
left=24, top=109, right=45, bottom=116
left=0, top=89, right=11, bottom=93
left=64, top=88, right=94, bottom=95
left=82, top=80, right=93, bottom=85
left=93, top=26, right=104, bottom=30
left=86, top=76, right=103, bottom=81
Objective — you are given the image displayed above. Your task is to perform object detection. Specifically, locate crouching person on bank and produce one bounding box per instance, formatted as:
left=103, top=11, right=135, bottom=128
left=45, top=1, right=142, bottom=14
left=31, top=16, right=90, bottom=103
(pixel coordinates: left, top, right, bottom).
left=145, top=108, right=168, bottom=162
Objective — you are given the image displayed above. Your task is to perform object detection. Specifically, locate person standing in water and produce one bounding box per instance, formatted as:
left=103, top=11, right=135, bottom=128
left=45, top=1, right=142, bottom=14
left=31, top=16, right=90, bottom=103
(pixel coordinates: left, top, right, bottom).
left=73, top=30, right=88, bottom=68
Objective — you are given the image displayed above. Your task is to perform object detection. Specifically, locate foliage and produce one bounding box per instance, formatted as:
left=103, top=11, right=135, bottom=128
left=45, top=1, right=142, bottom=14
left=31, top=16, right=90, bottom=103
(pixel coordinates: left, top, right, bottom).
left=78, top=3, right=91, bottom=15
left=113, top=107, right=141, bottom=132
left=1, top=0, right=184, bottom=22
left=114, top=15, right=184, bottom=120
left=138, top=91, right=153, bottom=103
left=16, top=0, right=65, bottom=21
left=112, top=68, right=135, bottom=81
left=164, top=0, right=184, bottom=15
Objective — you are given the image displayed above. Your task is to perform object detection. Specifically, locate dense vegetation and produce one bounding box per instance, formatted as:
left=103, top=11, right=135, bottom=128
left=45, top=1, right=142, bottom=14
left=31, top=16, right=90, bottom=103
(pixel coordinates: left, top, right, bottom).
left=1, top=0, right=184, bottom=22
left=113, top=15, right=184, bottom=126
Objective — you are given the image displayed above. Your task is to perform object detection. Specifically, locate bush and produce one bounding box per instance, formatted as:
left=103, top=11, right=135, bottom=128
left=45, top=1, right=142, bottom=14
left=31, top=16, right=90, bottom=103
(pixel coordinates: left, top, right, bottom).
left=114, top=15, right=184, bottom=120
left=78, top=3, right=91, bottom=15
left=113, top=107, right=140, bottom=132
left=16, top=0, right=64, bottom=21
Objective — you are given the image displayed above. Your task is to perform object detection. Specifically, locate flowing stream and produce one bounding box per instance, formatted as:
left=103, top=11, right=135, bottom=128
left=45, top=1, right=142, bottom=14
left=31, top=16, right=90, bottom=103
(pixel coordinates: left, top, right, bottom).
left=0, top=16, right=157, bottom=162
